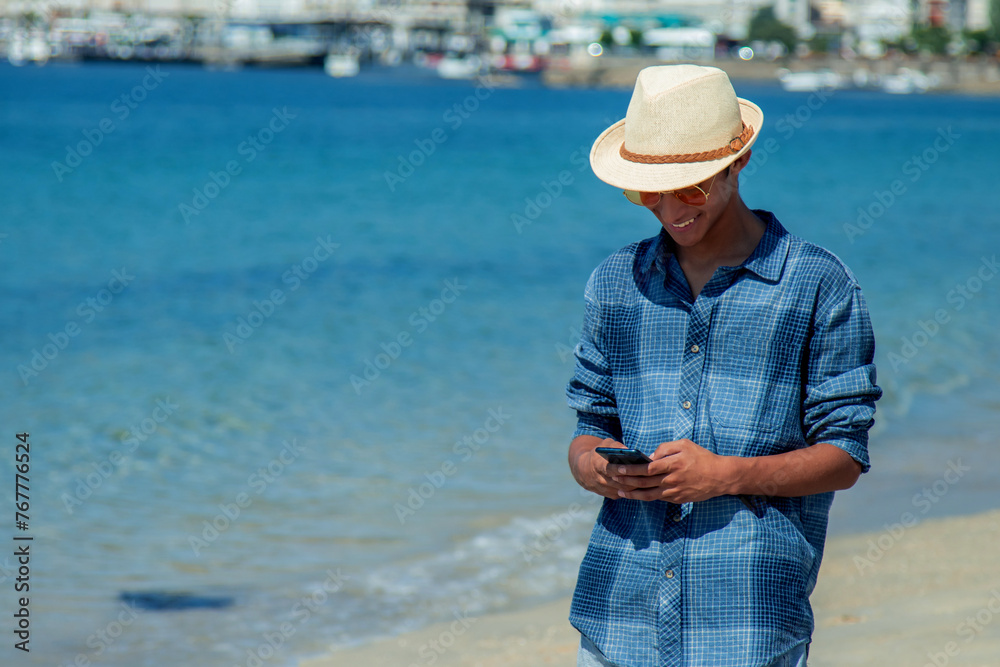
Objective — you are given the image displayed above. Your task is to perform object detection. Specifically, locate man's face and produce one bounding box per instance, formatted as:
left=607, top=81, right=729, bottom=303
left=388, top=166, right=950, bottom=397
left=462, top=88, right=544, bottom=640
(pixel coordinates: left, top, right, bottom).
left=639, top=153, right=749, bottom=250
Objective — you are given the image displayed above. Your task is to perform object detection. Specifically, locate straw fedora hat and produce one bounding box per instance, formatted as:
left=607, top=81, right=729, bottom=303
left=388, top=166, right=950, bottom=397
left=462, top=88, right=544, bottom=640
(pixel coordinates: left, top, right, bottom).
left=590, top=64, right=764, bottom=193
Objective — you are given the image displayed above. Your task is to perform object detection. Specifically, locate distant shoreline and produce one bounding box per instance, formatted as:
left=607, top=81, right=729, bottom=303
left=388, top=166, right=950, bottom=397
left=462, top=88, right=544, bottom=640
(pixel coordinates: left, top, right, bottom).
left=542, top=55, right=1000, bottom=96
left=5, top=54, right=999, bottom=96
left=300, top=508, right=1000, bottom=667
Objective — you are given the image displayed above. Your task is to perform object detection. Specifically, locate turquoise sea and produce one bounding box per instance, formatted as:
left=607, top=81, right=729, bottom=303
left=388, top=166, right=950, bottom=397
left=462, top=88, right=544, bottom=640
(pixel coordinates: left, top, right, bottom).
left=1, top=62, right=999, bottom=665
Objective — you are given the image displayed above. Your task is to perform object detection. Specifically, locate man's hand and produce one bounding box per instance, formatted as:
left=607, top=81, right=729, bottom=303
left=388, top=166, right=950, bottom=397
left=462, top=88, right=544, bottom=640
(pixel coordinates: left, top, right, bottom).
left=569, top=435, right=863, bottom=504
left=611, top=439, right=734, bottom=504
left=568, top=435, right=636, bottom=500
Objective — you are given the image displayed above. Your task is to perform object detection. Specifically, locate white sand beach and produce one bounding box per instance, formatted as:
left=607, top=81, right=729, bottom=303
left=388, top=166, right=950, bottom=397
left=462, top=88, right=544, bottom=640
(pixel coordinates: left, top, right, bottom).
left=301, top=509, right=1000, bottom=667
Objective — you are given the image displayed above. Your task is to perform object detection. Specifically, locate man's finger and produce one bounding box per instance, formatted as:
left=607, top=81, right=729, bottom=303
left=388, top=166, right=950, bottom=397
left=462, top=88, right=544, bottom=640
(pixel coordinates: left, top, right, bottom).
left=612, top=475, right=662, bottom=490
left=611, top=462, right=652, bottom=476
left=598, top=474, right=633, bottom=491
left=653, top=443, right=684, bottom=459
left=619, top=487, right=661, bottom=501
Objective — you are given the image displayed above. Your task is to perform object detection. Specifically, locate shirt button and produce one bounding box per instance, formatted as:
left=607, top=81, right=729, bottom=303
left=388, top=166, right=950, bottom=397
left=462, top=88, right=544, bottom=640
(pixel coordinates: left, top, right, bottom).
left=682, top=400, right=692, bottom=410
left=672, top=514, right=683, bottom=522
left=690, top=344, right=700, bottom=353
left=664, top=570, right=675, bottom=579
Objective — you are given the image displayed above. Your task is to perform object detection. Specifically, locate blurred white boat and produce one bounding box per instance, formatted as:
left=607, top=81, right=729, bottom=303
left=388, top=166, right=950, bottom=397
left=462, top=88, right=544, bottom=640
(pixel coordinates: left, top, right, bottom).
left=7, top=30, right=50, bottom=66
left=880, top=68, right=938, bottom=94
left=437, top=54, right=481, bottom=80
left=324, top=52, right=359, bottom=78
left=777, top=68, right=844, bottom=92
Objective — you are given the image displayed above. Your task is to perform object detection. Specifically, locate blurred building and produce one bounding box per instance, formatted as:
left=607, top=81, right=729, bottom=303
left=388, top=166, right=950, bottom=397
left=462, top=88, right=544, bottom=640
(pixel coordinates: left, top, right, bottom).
left=0, top=0, right=818, bottom=36
left=810, top=0, right=992, bottom=44
left=928, top=0, right=992, bottom=31
left=0, top=0, right=471, bottom=25
left=527, top=0, right=810, bottom=40
left=1, top=0, right=992, bottom=37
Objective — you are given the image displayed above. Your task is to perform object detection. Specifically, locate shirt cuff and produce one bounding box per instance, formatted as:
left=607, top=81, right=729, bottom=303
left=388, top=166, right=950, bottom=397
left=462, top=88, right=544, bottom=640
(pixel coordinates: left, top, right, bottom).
left=820, top=434, right=871, bottom=474
left=573, top=411, right=622, bottom=442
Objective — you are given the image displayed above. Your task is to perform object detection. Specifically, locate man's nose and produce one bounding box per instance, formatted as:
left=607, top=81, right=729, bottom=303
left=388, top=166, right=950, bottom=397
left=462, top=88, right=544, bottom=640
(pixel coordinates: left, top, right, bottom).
left=654, top=192, right=691, bottom=219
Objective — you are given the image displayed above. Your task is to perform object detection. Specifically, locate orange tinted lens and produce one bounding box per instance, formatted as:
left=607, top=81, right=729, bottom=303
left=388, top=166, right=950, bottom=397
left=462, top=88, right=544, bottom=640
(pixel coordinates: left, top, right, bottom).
left=673, top=187, right=706, bottom=206
left=639, top=191, right=662, bottom=207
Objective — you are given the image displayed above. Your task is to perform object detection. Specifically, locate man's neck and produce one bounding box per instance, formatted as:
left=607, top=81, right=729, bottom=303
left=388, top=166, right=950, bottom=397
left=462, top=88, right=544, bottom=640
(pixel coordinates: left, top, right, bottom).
left=674, top=200, right=766, bottom=299
left=676, top=200, right=765, bottom=270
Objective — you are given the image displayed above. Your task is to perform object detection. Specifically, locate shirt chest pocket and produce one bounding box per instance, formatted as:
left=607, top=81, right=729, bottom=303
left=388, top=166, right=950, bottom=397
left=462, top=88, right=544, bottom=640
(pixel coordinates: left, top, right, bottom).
left=707, top=335, right=779, bottom=433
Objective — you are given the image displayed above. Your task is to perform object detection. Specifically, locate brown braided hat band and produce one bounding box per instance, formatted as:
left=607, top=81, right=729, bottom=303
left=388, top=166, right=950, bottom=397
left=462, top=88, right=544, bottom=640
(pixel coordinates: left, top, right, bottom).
left=619, top=123, right=755, bottom=165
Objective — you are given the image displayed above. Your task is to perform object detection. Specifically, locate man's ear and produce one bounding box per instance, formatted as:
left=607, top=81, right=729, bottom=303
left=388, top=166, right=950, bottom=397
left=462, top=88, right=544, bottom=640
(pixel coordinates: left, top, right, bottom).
left=728, top=151, right=752, bottom=176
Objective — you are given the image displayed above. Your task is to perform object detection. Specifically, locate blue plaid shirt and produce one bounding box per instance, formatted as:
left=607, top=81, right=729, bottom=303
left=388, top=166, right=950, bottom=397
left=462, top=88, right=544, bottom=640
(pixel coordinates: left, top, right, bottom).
left=566, top=212, right=881, bottom=666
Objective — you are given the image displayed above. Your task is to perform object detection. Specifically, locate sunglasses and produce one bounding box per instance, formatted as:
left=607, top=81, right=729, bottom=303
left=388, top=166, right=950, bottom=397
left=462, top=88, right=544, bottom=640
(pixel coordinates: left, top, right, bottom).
left=623, top=172, right=719, bottom=207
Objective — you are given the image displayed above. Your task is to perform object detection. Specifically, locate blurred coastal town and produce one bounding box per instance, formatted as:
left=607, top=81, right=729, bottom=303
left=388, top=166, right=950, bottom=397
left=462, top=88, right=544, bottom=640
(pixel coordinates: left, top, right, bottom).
left=3, top=0, right=1000, bottom=92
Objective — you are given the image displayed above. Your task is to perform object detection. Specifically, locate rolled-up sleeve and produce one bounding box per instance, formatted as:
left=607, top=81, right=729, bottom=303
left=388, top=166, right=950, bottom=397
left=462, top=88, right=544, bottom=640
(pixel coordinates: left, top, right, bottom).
left=803, top=281, right=882, bottom=472
left=567, top=275, right=622, bottom=442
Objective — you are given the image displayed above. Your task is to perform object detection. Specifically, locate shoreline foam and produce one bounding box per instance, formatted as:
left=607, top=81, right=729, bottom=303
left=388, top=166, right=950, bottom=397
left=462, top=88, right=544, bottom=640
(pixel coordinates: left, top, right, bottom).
left=300, top=508, right=1000, bottom=667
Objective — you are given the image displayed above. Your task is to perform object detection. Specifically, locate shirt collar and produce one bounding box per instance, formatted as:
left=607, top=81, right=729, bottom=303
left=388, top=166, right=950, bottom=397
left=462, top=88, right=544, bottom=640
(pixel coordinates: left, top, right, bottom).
left=641, top=209, right=790, bottom=283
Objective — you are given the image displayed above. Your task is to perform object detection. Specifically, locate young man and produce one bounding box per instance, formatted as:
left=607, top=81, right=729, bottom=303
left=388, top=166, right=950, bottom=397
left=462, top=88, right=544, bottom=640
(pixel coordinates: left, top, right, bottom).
left=566, top=65, right=881, bottom=666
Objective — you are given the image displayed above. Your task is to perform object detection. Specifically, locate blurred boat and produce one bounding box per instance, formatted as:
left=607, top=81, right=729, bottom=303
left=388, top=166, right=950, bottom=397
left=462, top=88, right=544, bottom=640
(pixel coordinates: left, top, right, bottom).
left=880, top=68, right=938, bottom=94
left=324, top=52, right=360, bottom=78
left=437, top=54, right=482, bottom=80
left=492, top=53, right=544, bottom=73
left=7, top=30, right=50, bottom=66
left=777, top=68, right=844, bottom=92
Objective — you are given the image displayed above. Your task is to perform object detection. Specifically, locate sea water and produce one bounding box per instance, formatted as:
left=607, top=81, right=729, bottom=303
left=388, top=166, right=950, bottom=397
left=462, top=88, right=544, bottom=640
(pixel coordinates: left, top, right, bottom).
left=1, top=62, right=999, bottom=665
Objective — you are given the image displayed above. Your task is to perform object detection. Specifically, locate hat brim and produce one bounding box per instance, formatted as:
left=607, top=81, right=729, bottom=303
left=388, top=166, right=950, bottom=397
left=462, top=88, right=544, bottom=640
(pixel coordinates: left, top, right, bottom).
left=590, top=98, right=764, bottom=193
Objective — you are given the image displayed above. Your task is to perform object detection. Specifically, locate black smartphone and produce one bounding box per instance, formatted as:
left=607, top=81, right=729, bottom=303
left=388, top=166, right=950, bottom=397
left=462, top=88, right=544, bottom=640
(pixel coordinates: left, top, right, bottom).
left=595, top=447, right=652, bottom=465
